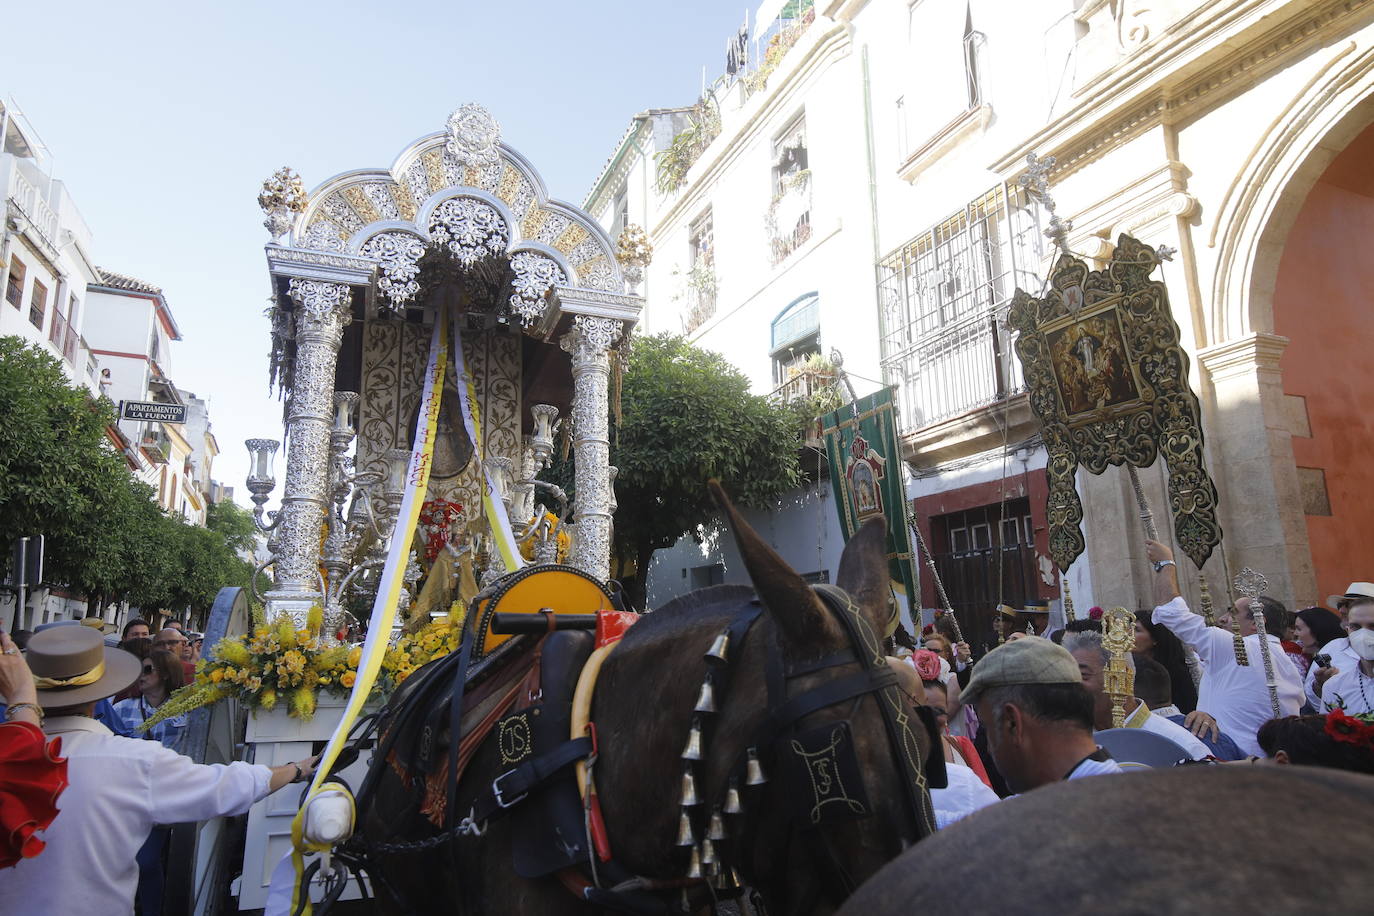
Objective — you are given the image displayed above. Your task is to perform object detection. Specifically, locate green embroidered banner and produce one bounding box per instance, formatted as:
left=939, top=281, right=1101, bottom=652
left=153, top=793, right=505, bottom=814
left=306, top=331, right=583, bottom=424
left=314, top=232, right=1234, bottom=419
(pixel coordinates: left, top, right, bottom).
left=820, top=388, right=918, bottom=608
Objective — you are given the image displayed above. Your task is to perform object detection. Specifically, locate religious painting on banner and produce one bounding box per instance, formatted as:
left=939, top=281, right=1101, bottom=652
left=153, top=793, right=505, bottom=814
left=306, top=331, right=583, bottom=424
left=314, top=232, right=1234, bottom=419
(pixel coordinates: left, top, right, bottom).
left=1006, top=234, right=1222, bottom=573
left=821, top=389, right=918, bottom=609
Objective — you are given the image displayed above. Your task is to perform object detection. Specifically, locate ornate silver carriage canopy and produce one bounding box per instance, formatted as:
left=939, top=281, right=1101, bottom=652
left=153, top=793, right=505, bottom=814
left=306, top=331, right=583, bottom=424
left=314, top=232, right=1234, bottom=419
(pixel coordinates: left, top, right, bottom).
left=249, top=105, right=644, bottom=628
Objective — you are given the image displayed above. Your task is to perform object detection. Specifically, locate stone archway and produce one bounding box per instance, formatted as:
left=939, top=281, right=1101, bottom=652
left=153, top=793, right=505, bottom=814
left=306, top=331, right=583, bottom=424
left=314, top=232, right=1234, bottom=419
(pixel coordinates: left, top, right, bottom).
left=1270, top=120, right=1374, bottom=608
left=1200, top=46, right=1374, bottom=606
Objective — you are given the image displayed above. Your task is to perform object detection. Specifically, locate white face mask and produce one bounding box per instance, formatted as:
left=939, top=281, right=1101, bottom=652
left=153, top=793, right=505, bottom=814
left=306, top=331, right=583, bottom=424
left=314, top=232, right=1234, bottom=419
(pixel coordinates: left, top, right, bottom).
left=1348, top=627, right=1374, bottom=662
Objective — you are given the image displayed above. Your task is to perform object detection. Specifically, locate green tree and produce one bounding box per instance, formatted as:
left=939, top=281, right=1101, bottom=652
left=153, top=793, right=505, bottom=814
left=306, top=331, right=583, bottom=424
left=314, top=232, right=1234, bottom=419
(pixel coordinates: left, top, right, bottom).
left=546, top=333, right=802, bottom=607
left=1, top=337, right=261, bottom=621
left=0, top=336, right=127, bottom=562
left=206, top=499, right=259, bottom=557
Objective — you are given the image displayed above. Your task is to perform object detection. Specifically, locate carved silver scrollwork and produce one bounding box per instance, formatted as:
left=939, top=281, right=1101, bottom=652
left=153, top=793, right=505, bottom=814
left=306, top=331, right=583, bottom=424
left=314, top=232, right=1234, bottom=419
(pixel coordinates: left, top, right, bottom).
left=508, top=251, right=566, bottom=329
left=428, top=197, right=508, bottom=267
left=445, top=103, right=502, bottom=170
left=361, top=231, right=427, bottom=307
left=267, top=279, right=355, bottom=608
left=560, top=316, right=624, bottom=580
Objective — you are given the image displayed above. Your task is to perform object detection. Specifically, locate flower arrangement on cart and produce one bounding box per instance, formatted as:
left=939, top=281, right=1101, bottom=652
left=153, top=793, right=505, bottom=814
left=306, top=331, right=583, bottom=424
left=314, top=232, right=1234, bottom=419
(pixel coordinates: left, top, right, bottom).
left=141, top=604, right=465, bottom=729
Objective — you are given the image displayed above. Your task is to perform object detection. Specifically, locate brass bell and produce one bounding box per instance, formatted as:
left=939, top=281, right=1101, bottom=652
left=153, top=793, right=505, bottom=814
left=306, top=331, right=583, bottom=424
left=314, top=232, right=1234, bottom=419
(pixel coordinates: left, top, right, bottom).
left=712, top=867, right=741, bottom=891
left=701, top=838, right=716, bottom=865
left=693, top=679, right=717, bottom=714
left=707, top=809, right=727, bottom=841
left=723, top=779, right=742, bottom=814
left=681, top=766, right=701, bottom=806
left=686, top=844, right=703, bottom=879
left=705, top=632, right=730, bottom=663
left=675, top=809, right=696, bottom=846
left=681, top=721, right=703, bottom=761
left=745, top=747, right=768, bottom=786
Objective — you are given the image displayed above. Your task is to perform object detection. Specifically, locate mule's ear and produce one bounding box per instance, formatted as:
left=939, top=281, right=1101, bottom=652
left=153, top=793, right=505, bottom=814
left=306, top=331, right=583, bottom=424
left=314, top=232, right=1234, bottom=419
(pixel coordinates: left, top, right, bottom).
left=835, top=516, right=893, bottom=632
left=709, top=480, right=839, bottom=652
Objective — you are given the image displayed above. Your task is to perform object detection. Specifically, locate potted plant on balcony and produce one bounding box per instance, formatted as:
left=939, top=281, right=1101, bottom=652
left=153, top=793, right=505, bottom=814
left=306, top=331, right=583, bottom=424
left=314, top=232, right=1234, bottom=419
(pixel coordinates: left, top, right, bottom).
left=765, top=168, right=812, bottom=264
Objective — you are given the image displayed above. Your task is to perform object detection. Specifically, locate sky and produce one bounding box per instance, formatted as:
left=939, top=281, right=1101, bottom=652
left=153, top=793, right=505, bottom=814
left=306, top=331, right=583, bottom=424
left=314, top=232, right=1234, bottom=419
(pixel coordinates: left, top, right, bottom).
left=2, top=0, right=757, bottom=506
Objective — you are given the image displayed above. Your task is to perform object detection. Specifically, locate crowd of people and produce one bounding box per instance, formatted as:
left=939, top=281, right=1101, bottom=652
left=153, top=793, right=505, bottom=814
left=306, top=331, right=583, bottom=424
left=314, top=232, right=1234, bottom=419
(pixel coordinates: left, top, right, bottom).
left=902, top=539, right=1374, bottom=827
left=4, top=541, right=1373, bottom=911
left=0, top=619, right=317, bottom=914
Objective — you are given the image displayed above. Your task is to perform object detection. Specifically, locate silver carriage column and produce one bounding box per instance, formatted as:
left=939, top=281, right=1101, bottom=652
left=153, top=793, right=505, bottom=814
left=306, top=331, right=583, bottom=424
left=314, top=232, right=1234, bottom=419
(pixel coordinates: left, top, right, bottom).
left=559, top=315, right=624, bottom=581
left=264, top=278, right=354, bottom=618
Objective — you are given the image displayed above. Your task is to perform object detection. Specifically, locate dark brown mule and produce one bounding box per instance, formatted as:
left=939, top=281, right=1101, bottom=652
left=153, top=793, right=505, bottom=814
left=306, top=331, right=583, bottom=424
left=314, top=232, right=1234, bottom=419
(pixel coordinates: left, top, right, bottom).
left=837, top=766, right=1374, bottom=916
left=358, top=483, right=935, bottom=914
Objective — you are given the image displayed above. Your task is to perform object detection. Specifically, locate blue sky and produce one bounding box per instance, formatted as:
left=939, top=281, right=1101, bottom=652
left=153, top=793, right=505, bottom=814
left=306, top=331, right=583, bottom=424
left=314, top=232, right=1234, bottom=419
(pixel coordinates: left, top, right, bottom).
left=2, top=0, right=756, bottom=503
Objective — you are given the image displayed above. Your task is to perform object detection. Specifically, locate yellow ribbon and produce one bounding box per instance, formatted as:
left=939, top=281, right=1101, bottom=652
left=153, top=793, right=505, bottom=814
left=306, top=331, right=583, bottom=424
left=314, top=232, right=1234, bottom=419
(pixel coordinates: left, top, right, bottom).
left=33, top=660, right=105, bottom=690
left=288, top=306, right=449, bottom=916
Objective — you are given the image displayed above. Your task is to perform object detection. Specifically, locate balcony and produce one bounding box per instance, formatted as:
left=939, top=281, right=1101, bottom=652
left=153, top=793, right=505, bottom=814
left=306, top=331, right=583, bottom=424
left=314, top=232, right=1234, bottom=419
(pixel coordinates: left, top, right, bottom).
left=878, top=184, right=1043, bottom=447
left=5, top=161, right=59, bottom=254
left=886, top=311, right=1023, bottom=430
left=141, top=428, right=172, bottom=464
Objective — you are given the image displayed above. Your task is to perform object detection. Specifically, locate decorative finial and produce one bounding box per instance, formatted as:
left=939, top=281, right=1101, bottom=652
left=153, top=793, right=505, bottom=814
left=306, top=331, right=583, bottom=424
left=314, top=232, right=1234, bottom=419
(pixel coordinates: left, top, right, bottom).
left=1019, top=151, right=1072, bottom=257
left=258, top=167, right=307, bottom=241
left=1102, top=607, right=1136, bottom=728
left=1233, top=567, right=1268, bottom=601
left=445, top=103, right=501, bottom=170
left=615, top=224, right=653, bottom=289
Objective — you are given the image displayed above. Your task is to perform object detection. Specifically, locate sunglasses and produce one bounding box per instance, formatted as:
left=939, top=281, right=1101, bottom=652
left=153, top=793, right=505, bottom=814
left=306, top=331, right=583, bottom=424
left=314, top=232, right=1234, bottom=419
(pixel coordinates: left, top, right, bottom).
left=142, top=664, right=155, bottom=674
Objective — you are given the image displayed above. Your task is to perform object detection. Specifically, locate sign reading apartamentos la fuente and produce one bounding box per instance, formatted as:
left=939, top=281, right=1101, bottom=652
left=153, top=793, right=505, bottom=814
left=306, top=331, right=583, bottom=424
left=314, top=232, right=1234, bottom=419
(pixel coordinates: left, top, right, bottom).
left=120, top=400, right=188, bottom=424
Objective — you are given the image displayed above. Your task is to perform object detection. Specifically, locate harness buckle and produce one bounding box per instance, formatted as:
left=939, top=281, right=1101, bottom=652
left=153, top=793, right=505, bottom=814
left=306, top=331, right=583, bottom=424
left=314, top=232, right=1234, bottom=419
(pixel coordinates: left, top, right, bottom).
left=491, top=769, right=528, bottom=809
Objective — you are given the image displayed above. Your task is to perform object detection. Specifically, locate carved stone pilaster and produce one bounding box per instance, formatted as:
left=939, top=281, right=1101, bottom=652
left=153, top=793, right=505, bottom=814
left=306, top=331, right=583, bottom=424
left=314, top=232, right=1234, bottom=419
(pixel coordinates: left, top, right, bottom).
left=560, top=316, right=623, bottom=580
left=267, top=278, right=354, bottom=613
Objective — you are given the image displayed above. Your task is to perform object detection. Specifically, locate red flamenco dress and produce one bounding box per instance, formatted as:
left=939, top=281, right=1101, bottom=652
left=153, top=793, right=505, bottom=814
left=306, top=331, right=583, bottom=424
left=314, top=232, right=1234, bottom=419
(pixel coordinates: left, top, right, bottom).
left=0, top=720, right=68, bottom=869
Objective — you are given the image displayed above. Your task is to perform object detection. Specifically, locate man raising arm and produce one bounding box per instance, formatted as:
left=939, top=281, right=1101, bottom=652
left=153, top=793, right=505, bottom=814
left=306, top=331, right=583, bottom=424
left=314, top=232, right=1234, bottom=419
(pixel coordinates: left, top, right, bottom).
left=1144, top=540, right=1302, bottom=757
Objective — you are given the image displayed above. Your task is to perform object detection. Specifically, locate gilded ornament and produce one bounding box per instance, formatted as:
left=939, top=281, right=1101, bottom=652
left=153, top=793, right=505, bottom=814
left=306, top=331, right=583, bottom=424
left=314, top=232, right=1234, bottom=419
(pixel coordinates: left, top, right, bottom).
left=1007, top=233, right=1223, bottom=572
left=259, top=167, right=308, bottom=240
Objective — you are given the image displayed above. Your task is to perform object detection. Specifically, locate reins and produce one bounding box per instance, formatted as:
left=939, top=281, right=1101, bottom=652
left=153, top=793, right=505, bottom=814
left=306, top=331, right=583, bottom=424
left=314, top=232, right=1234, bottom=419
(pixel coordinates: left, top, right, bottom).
left=334, top=582, right=938, bottom=915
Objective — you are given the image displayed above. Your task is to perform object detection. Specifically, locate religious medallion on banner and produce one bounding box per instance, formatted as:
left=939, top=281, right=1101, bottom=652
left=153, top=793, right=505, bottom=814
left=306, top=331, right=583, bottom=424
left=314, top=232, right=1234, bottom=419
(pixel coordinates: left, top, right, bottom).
left=1006, top=234, right=1222, bottom=572
left=821, top=389, right=917, bottom=606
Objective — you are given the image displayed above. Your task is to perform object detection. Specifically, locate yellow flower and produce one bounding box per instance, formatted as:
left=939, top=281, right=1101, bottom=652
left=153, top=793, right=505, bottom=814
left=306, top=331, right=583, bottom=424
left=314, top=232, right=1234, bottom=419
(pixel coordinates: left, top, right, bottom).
left=290, top=686, right=316, bottom=720
left=210, top=668, right=225, bottom=684
left=341, top=671, right=356, bottom=688
left=306, top=604, right=324, bottom=635
left=214, top=640, right=251, bottom=667
left=260, top=687, right=277, bottom=710
left=274, top=617, right=298, bottom=649
left=347, top=646, right=362, bottom=668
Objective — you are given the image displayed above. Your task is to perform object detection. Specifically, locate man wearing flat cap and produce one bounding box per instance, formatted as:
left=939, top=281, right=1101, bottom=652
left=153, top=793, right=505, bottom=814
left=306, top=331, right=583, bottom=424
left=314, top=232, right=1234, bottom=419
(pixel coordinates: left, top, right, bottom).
left=961, top=636, right=1121, bottom=793
left=0, top=625, right=318, bottom=912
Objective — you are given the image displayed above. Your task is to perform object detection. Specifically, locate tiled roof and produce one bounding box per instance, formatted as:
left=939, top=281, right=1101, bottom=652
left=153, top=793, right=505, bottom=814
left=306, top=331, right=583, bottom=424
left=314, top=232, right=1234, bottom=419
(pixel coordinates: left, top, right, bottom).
left=94, top=268, right=163, bottom=296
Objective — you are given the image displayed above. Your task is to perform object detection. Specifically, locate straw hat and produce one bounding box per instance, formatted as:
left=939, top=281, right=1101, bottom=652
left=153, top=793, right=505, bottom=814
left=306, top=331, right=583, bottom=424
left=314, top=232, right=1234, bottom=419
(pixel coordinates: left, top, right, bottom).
left=9, top=626, right=141, bottom=709
left=1326, top=582, right=1374, bottom=611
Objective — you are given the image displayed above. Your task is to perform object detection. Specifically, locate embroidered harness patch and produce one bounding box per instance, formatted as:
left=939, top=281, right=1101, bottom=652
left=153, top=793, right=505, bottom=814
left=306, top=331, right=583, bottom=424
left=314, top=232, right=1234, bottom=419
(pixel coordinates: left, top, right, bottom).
left=785, top=721, right=870, bottom=825
left=498, top=711, right=534, bottom=767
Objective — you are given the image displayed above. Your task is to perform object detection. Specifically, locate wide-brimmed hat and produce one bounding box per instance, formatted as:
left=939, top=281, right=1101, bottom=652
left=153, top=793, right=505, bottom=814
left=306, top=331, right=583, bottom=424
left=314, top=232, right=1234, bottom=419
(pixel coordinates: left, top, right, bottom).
left=1326, top=582, right=1374, bottom=610
left=80, top=616, right=112, bottom=634
left=11, top=626, right=141, bottom=709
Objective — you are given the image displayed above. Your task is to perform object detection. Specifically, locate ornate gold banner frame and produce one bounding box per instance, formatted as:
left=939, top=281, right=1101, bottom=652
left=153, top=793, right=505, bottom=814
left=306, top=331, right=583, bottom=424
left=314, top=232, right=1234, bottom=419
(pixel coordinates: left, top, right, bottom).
left=1007, top=234, right=1222, bottom=572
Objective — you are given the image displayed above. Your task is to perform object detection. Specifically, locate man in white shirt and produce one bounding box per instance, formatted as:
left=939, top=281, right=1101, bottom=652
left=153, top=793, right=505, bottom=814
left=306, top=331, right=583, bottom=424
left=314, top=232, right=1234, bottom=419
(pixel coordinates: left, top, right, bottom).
left=1145, top=540, right=1303, bottom=757
left=1318, top=597, right=1374, bottom=715
left=0, top=626, right=318, bottom=914
left=1306, top=584, right=1374, bottom=707
left=960, top=636, right=1122, bottom=791
left=1062, top=630, right=1211, bottom=760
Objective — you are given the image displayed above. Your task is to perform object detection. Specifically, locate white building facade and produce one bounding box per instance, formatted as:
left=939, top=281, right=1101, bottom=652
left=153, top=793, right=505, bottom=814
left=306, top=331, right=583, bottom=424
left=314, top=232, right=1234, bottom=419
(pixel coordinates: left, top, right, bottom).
left=588, top=0, right=1374, bottom=648
left=0, top=99, right=101, bottom=392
